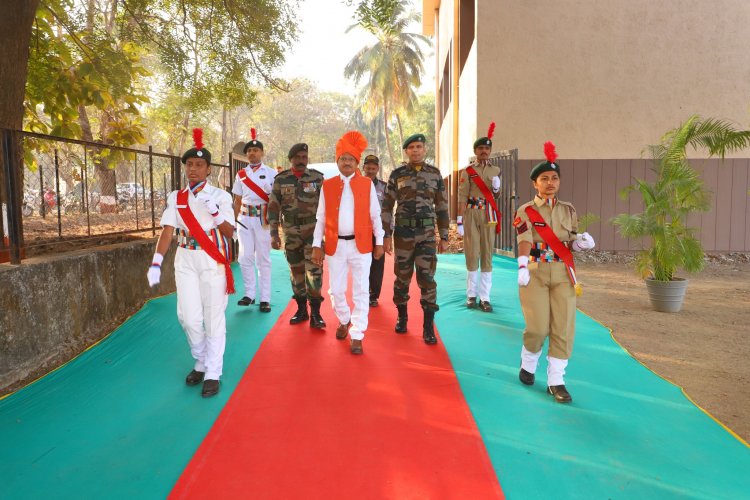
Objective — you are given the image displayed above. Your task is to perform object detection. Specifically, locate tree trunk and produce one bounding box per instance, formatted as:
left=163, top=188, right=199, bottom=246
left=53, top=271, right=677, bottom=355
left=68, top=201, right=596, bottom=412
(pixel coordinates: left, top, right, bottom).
left=382, top=105, right=397, bottom=173
left=395, top=113, right=405, bottom=163
left=0, top=0, right=40, bottom=253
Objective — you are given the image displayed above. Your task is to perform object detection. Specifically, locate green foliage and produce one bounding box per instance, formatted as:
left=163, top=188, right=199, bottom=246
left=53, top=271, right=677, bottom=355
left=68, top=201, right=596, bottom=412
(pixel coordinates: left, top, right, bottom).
left=344, top=0, right=431, bottom=169
left=611, top=115, right=750, bottom=281
left=577, top=213, right=600, bottom=233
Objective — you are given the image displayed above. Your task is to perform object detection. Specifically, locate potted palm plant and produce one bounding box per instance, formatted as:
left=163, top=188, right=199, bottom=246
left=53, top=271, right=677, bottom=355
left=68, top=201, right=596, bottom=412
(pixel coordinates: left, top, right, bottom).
left=612, top=115, right=750, bottom=312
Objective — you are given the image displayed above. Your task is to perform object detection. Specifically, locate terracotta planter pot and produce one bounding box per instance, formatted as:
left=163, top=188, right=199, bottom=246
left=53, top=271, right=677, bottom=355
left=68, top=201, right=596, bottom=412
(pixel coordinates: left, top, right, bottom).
left=645, top=277, right=689, bottom=313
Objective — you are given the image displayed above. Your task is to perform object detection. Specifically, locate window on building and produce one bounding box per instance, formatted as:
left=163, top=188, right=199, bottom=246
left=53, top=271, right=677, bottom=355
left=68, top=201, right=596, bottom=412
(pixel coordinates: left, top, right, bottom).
left=459, top=0, right=475, bottom=75
left=438, top=43, right=452, bottom=129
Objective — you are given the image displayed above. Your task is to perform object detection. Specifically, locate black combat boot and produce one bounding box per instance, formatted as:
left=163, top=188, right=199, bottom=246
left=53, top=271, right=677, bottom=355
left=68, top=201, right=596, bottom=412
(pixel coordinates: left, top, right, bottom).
left=422, top=309, right=438, bottom=345
left=395, top=304, right=408, bottom=333
left=289, top=295, right=309, bottom=324
left=309, top=297, right=326, bottom=329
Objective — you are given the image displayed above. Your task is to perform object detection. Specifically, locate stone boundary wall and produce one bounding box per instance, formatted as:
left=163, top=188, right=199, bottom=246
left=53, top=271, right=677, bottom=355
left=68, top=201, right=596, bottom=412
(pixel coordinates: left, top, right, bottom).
left=0, top=239, right=175, bottom=394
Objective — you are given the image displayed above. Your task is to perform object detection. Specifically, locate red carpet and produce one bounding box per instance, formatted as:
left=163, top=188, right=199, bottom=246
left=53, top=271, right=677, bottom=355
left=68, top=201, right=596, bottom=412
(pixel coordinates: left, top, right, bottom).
left=170, top=254, right=503, bottom=499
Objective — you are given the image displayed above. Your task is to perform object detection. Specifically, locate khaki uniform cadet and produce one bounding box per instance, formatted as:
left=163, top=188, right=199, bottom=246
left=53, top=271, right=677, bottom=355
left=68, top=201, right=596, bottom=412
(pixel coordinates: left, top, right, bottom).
left=232, top=128, right=276, bottom=312
left=382, top=133, right=450, bottom=345
left=312, top=132, right=385, bottom=354
left=267, top=143, right=326, bottom=329
left=515, top=142, right=595, bottom=403
left=457, top=122, right=502, bottom=312
left=147, top=128, right=235, bottom=398
left=362, top=154, right=388, bottom=307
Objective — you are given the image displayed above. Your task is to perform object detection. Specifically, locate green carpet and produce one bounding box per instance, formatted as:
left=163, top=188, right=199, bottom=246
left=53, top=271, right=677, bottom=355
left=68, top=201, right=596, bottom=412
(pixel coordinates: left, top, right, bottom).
left=434, top=254, right=750, bottom=499
left=0, top=252, right=288, bottom=500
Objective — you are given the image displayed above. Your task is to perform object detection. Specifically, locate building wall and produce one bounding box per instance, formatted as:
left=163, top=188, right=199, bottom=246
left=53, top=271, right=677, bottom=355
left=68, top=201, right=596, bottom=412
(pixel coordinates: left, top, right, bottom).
left=474, top=0, right=750, bottom=159
left=514, top=158, right=750, bottom=252
left=457, top=41, right=479, bottom=171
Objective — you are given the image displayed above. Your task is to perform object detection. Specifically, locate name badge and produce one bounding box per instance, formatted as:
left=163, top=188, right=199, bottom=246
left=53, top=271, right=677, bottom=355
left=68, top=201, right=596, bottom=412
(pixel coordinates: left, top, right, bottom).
left=259, top=175, right=266, bottom=179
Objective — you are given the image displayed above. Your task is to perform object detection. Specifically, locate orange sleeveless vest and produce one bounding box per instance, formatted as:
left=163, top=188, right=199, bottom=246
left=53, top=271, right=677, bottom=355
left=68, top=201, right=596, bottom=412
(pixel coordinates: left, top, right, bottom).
left=322, top=174, right=374, bottom=256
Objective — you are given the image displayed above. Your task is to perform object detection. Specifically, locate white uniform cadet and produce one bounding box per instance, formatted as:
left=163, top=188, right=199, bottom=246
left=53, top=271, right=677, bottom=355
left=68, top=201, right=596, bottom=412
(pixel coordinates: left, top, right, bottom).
left=160, top=182, right=234, bottom=382
left=232, top=163, right=276, bottom=305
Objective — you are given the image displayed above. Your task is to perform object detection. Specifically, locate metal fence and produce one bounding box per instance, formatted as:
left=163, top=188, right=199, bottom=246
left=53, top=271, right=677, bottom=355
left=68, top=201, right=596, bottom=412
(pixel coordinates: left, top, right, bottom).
left=1, top=129, right=233, bottom=264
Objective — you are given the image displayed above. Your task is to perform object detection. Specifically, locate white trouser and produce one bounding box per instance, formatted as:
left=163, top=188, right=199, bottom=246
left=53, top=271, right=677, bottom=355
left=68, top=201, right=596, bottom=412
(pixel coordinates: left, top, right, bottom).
left=479, top=271, right=492, bottom=302
left=175, top=247, right=228, bottom=380
left=238, top=212, right=272, bottom=302
left=326, top=239, right=372, bottom=340
left=547, top=356, right=568, bottom=386
left=521, top=345, right=542, bottom=374
left=466, top=270, right=478, bottom=298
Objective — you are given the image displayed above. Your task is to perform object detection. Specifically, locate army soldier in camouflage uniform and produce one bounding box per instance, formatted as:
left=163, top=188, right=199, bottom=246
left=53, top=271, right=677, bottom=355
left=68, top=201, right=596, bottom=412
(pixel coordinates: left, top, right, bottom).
left=382, top=134, right=450, bottom=345
left=268, top=143, right=326, bottom=329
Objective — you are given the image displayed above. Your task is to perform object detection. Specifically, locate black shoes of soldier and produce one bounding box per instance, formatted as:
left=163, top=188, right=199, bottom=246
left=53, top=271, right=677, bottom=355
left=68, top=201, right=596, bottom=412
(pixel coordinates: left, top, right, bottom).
left=395, top=304, right=408, bottom=333
left=290, top=297, right=309, bottom=324
left=237, top=296, right=255, bottom=306
left=422, top=309, right=438, bottom=345
left=259, top=302, right=271, bottom=313
left=547, top=385, right=572, bottom=403
left=202, top=379, right=220, bottom=398
left=308, top=298, right=326, bottom=329
left=466, top=297, right=477, bottom=309
left=519, top=368, right=535, bottom=386
left=185, top=369, right=205, bottom=386
left=479, top=300, right=493, bottom=313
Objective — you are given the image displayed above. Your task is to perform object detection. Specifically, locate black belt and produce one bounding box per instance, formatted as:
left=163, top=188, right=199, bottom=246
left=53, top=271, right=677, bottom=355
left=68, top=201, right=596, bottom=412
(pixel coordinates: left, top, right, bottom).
left=395, top=217, right=435, bottom=228
left=338, top=234, right=355, bottom=240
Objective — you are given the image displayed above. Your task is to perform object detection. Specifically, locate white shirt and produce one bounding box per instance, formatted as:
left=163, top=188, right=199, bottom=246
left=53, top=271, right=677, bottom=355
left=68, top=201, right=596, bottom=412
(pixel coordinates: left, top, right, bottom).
left=313, top=173, right=385, bottom=249
left=231, top=163, right=276, bottom=205
left=160, top=182, right=235, bottom=232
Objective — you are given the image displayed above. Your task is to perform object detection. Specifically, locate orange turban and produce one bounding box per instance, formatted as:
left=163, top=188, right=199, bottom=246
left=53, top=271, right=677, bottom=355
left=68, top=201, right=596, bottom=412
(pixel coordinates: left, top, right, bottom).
left=335, top=130, right=368, bottom=163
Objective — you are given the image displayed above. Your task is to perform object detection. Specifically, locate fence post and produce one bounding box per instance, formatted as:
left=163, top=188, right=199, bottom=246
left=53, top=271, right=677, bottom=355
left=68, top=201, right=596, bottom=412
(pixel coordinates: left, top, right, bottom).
left=84, top=146, right=91, bottom=237
left=54, top=148, right=62, bottom=238
left=2, top=129, right=23, bottom=264
left=149, top=146, right=155, bottom=236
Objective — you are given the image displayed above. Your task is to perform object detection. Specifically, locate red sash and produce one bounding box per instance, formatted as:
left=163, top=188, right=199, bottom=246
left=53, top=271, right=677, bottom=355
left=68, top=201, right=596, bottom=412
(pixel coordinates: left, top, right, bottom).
left=238, top=168, right=270, bottom=203
left=524, top=205, right=580, bottom=294
left=176, top=188, right=235, bottom=294
left=466, top=165, right=501, bottom=234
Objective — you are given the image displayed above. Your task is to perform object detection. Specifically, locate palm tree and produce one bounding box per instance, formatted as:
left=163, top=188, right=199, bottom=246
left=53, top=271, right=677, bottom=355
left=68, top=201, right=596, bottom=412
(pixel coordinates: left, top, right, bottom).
left=344, top=0, right=430, bottom=169
left=612, top=115, right=750, bottom=281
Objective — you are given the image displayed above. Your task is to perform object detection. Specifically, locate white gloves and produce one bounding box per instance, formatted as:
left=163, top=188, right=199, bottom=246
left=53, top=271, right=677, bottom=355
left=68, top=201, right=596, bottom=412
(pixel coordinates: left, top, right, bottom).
left=572, top=232, right=595, bottom=251
left=457, top=215, right=464, bottom=237
left=197, top=194, right=225, bottom=225
left=517, top=255, right=530, bottom=287
left=491, top=176, right=501, bottom=192
left=147, top=253, right=163, bottom=287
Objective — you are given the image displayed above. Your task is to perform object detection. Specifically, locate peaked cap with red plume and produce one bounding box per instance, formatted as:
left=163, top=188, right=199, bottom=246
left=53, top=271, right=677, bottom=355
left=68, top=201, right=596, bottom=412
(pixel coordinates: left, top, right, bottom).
left=473, top=121, right=496, bottom=150
left=181, top=128, right=212, bottom=164
left=335, top=130, right=369, bottom=163
left=530, top=141, right=561, bottom=180
left=243, top=126, right=264, bottom=153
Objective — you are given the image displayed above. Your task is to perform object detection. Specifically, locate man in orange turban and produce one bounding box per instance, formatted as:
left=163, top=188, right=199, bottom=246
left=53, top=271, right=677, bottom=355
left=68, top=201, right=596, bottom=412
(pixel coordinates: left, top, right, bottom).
left=312, top=131, right=385, bottom=354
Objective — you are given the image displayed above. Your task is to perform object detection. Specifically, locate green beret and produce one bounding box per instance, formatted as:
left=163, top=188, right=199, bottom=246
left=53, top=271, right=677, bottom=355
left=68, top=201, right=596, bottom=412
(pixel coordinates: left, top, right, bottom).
left=473, top=137, right=492, bottom=150
left=287, top=143, right=308, bottom=159
left=181, top=147, right=211, bottom=165
left=243, top=140, right=264, bottom=153
left=402, top=133, right=426, bottom=149
left=530, top=161, right=561, bottom=181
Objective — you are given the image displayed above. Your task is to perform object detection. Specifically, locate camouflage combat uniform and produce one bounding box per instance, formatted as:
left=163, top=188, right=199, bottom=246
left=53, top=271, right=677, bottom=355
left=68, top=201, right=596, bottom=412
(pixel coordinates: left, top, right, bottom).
left=382, top=162, right=450, bottom=311
left=267, top=168, right=325, bottom=300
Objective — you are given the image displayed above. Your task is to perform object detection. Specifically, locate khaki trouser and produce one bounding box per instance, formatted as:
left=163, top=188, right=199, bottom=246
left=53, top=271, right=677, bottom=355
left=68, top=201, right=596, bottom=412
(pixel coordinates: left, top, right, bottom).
left=463, top=208, right=495, bottom=272
left=519, top=261, right=576, bottom=359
